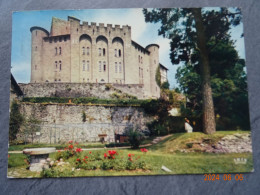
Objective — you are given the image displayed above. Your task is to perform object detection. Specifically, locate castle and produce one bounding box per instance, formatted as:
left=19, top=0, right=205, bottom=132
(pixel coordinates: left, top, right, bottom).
left=30, top=16, right=168, bottom=98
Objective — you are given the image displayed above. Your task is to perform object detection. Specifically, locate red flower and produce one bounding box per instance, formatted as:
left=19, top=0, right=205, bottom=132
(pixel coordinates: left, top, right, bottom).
left=128, top=153, right=134, bottom=157
left=8, top=154, right=10, bottom=158
left=85, top=156, right=88, bottom=159
left=140, top=148, right=148, bottom=153
left=68, top=145, right=74, bottom=149
left=89, top=151, right=92, bottom=154
left=69, top=140, right=73, bottom=144
left=76, top=148, right=82, bottom=153
left=104, top=153, right=107, bottom=158
left=76, top=158, right=80, bottom=161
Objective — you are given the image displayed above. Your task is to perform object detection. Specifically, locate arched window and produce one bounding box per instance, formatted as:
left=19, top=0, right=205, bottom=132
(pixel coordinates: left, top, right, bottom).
left=55, top=47, right=57, bottom=55
left=87, top=61, right=90, bottom=71
left=119, top=62, right=122, bottom=73
left=99, top=61, right=101, bottom=72
left=118, top=49, right=121, bottom=57
left=103, top=61, right=106, bottom=71
left=87, top=47, right=90, bottom=55
left=114, top=49, right=117, bottom=57
left=59, top=61, right=62, bottom=71
left=82, top=47, right=85, bottom=55
left=103, top=48, right=106, bottom=56
left=99, top=48, right=101, bottom=56
left=115, top=62, right=117, bottom=73
left=59, top=47, right=62, bottom=55
left=83, top=60, right=85, bottom=71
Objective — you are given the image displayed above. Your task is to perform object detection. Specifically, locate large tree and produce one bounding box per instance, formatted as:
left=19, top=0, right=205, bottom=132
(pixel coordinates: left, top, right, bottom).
left=143, top=8, right=242, bottom=134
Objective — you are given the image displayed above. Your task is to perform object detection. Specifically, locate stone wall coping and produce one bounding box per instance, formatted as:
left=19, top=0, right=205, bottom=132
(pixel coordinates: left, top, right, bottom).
left=23, top=148, right=56, bottom=155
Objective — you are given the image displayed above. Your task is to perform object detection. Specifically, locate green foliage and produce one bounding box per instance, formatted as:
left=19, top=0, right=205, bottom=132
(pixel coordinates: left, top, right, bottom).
left=155, top=65, right=161, bottom=87
left=127, top=129, right=144, bottom=149
left=8, top=153, right=28, bottom=168
left=9, top=100, right=24, bottom=142
left=82, top=111, right=86, bottom=122
left=22, top=97, right=141, bottom=106
left=161, top=81, right=170, bottom=89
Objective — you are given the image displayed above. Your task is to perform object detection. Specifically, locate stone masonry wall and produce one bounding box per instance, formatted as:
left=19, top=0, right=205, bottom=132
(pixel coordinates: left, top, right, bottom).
left=19, top=83, right=145, bottom=99
left=19, top=103, right=151, bottom=144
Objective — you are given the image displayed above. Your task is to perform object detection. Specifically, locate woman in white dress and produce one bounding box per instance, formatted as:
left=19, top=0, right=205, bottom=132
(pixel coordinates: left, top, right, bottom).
left=184, top=118, right=193, bottom=133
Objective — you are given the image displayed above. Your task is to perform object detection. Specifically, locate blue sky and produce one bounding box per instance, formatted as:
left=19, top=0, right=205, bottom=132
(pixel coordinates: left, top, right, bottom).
left=11, top=8, right=245, bottom=88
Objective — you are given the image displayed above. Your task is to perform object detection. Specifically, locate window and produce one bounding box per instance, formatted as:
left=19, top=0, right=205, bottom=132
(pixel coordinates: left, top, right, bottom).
left=59, top=47, right=62, bottom=55
left=119, top=62, right=122, bottom=73
left=87, top=47, right=90, bottom=55
left=115, top=62, right=117, bottom=73
left=103, top=61, right=106, bottom=71
left=141, top=57, right=143, bottom=64
left=82, top=47, right=85, bottom=55
left=99, top=48, right=101, bottom=56
left=59, top=37, right=62, bottom=42
left=118, top=49, right=121, bottom=57
left=55, top=61, right=57, bottom=70
left=64, top=37, right=67, bottom=41
left=99, top=61, right=101, bottom=72
left=59, top=61, right=62, bottom=71
left=114, top=49, right=117, bottom=57
left=83, top=60, right=85, bottom=71
left=55, top=47, right=57, bottom=55
left=49, top=38, right=52, bottom=43
left=59, top=79, right=61, bottom=81
left=103, top=48, right=106, bottom=56
left=138, top=55, right=140, bottom=63
left=87, top=61, right=90, bottom=71
left=35, top=46, right=37, bottom=51
left=55, top=79, right=57, bottom=82
left=54, top=37, right=57, bottom=43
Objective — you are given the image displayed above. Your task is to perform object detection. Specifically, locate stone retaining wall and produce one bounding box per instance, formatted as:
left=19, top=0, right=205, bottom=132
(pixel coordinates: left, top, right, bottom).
left=19, top=83, right=145, bottom=99
left=19, top=103, right=151, bottom=144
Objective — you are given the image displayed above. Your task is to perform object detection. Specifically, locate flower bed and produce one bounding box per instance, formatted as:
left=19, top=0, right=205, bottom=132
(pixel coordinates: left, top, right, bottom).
left=41, top=141, right=151, bottom=177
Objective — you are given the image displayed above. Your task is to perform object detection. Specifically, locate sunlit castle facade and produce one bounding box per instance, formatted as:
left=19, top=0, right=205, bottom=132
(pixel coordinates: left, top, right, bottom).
left=30, top=16, right=168, bottom=98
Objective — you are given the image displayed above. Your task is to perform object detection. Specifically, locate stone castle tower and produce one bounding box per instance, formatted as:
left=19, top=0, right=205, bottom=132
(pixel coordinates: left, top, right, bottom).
left=30, top=16, right=168, bottom=98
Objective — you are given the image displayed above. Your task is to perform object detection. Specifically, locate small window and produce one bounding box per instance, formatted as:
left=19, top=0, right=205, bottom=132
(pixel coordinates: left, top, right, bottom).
left=119, top=62, right=122, bottom=73
left=99, top=48, right=101, bottom=56
left=82, top=47, right=85, bottom=55
left=99, top=61, right=101, bottom=72
left=59, top=37, right=62, bottom=42
left=103, top=61, right=106, bottom=71
left=115, top=62, right=117, bottom=73
left=83, top=60, right=85, bottom=71
left=77, top=28, right=78, bottom=32
left=49, top=38, right=52, bottom=43
left=59, top=47, right=62, bottom=55
left=93, top=29, right=95, bottom=35
left=141, top=57, right=143, bottom=64
left=59, top=79, right=61, bottom=81
left=87, top=47, right=90, bottom=55
left=138, top=55, right=140, bottom=63
left=118, top=49, right=121, bottom=57
left=54, top=38, right=57, bottom=43
left=103, top=48, right=106, bottom=56
left=35, top=46, right=37, bottom=51
left=64, top=37, right=67, bottom=41
left=55, top=47, right=57, bottom=55
left=59, top=61, right=62, bottom=71
left=55, top=61, right=57, bottom=69
left=55, top=79, right=57, bottom=82
left=114, top=49, right=117, bottom=57
left=87, top=61, right=90, bottom=71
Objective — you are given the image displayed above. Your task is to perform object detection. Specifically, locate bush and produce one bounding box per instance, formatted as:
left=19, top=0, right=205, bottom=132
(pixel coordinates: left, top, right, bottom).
left=127, top=129, right=144, bottom=149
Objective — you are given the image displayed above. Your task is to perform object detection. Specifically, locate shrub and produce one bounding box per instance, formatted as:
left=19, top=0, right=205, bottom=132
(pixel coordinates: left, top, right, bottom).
left=127, top=129, right=144, bottom=149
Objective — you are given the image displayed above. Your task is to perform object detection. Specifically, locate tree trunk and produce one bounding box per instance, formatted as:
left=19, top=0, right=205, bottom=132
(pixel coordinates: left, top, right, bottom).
left=191, top=8, right=216, bottom=134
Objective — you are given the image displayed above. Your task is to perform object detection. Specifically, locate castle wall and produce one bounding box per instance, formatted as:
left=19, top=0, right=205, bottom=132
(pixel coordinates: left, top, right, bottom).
left=30, top=17, right=162, bottom=98
left=19, top=83, right=146, bottom=99
left=19, top=103, right=151, bottom=143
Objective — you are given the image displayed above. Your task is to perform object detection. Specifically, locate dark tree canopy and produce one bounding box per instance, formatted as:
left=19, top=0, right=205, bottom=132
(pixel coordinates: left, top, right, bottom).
left=143, top=8, right=243, bottom=134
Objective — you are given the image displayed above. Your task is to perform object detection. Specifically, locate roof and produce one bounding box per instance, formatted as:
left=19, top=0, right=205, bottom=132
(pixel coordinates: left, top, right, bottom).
left=10, top=74, right=23, bottom=96
left=160, top=63, right=168, bottom=71
left=30, top=26, right=49, bottom=36
left=131, top=41, right=150, bottom=54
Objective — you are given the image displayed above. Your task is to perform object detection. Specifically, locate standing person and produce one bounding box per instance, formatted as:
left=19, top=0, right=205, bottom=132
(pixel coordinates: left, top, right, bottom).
left=185, top=118, right=193, bottom=133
